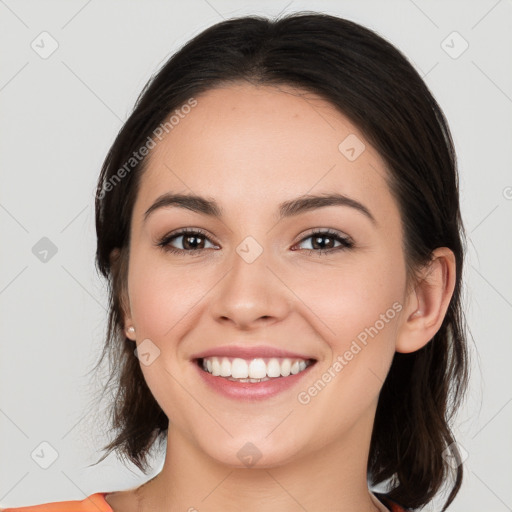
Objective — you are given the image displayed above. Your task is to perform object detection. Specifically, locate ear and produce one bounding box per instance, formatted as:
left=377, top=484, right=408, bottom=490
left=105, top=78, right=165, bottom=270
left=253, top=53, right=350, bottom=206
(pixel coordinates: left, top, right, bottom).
left=109, top=247, right=136, bottom=341
left=396, top=247, right=456, bottom=354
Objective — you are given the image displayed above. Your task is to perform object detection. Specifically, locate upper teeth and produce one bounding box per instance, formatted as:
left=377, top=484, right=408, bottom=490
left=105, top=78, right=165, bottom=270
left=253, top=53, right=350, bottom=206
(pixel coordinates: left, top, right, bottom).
left=202, top=357, right=311, bottom=379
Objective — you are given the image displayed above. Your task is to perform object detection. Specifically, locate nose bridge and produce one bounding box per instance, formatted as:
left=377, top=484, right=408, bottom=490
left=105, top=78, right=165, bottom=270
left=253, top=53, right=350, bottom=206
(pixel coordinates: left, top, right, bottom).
left=209, top=235, right=290, bottom=327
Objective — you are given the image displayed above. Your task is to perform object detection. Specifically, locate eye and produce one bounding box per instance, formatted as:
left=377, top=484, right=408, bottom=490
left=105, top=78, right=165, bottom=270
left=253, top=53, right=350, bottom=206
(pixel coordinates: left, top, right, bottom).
left=156, top=228, right=354, bottom=256
left=156, top=228, right=218, bottom=255
left=293, top=229, right=354, bottom=255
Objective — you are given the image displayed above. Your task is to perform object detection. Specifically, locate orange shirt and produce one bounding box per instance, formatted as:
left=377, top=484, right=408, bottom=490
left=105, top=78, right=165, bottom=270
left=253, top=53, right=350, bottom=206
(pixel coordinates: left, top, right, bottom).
left=1, top=491, right=409, bottom=511
left=0, top=493, right=112, bottom=512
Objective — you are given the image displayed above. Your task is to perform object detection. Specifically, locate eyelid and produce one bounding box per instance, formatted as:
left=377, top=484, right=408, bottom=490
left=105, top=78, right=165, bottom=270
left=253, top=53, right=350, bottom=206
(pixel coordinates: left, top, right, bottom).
left=156, top=227, right=354, bottom=255
left=294, top=227, right=353, bottom=246
left=156, top=227, right=219, bottom=248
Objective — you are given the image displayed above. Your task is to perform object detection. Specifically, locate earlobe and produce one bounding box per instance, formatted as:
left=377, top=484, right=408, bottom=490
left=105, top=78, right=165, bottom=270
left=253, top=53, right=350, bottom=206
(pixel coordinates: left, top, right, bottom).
left=123, top=307, right=135, bottom=340
left=396, top=247, right=456, bottom=354
left=109, top=247, right=135, bottom=340
left=123, top=313, right=136, bottom=341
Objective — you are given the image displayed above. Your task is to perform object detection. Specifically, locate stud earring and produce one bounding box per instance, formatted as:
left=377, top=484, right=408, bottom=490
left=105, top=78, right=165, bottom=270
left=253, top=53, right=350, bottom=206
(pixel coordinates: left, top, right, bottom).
left=127, top=326, right=135, bottom=335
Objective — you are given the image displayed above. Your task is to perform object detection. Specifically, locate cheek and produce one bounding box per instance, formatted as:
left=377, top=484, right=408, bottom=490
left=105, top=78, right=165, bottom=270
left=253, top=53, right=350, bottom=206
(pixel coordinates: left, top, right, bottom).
left=293, top=252, right=405, bottom=345
left=127, top=250, right=209, bottom=338
left=292, top=259, right=403, bottom=425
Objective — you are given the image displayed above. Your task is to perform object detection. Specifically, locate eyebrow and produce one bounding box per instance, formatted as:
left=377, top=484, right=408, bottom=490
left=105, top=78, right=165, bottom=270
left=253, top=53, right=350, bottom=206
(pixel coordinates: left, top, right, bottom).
left=143, top=192, right=376, bottom=225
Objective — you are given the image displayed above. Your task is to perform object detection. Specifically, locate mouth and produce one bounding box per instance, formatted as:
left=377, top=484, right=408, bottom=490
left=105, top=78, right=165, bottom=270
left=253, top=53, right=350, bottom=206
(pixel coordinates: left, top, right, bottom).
left=195, top=356, right=317, bottom=383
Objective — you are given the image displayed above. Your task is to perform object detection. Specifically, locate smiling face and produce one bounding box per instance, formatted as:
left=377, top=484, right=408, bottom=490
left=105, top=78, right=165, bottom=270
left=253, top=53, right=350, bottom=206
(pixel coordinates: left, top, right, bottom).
left=121, top=82, right=410, bottom=468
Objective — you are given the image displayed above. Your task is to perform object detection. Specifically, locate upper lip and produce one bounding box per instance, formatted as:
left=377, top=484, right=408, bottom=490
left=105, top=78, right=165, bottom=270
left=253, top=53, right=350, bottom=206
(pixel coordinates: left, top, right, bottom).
left=191, top=345, right=316, bottom=361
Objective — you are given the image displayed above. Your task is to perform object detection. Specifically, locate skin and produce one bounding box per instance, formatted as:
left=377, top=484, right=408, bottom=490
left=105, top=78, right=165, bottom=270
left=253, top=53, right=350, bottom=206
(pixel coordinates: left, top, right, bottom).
left=104, top=83, right=456, bottom=512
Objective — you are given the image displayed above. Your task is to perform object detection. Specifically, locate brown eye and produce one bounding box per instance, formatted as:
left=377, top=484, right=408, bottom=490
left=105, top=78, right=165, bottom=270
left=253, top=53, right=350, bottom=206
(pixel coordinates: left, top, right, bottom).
left=157, top=229, right=218, bottom=254
left=294, top=229, right=354, bottom=255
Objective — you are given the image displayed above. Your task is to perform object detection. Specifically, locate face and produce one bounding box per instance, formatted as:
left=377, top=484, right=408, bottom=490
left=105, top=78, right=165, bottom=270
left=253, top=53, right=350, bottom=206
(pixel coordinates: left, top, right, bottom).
left=122, top=83, right=409, bottom=468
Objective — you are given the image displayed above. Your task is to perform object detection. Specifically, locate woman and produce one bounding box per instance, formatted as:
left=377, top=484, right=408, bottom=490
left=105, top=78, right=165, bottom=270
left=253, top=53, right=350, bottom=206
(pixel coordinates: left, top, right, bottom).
left=2, top=11, right=469, bottom=512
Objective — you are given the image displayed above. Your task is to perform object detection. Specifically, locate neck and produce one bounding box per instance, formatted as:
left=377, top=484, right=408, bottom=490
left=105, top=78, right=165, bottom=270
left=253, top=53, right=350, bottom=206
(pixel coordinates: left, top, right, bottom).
left=135, top=402, right=387, bottom=512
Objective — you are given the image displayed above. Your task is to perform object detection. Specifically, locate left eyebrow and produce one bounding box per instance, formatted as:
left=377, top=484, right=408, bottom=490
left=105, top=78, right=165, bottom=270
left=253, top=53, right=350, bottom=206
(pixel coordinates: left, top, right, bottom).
left=278, top=193, right=376, bottom=225
left=143, top=192, right=376, bottom=225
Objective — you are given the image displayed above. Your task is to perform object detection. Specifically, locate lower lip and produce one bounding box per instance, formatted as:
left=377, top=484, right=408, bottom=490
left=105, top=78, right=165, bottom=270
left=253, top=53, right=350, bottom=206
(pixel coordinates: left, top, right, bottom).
left=194, top=360, right=316, bottom=400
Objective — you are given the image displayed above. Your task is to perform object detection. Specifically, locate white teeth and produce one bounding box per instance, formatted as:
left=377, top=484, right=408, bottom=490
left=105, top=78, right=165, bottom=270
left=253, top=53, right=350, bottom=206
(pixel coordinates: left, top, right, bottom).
left=220, top=358, right=231, bottom=377
left=248, top=358, right=267, bottom=379
left=281, top=359, right=291, bottom=377
left=292, top=360, right=307, bottom=374
left=232, top=358, right=249, bottom=378
left=267, top=358, right=281, bottom=378
left=201, top=356, right=313, bottom=379
left=290, top=361, right=300, bottom=375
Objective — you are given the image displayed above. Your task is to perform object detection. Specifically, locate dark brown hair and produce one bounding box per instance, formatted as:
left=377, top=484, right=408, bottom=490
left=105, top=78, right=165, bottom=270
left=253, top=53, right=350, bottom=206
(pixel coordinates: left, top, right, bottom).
left=89, top=11, right=470, bottom=510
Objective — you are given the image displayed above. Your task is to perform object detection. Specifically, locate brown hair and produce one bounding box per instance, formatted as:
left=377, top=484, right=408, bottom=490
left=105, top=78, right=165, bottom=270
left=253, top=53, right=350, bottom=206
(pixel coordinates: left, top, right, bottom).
left=89, top=12, right=470, bottom=510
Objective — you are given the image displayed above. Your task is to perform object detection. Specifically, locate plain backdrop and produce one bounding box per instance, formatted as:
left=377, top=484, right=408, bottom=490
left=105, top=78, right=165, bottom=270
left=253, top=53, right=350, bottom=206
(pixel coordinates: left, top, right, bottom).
left=1, top=0, right=511, bottom=510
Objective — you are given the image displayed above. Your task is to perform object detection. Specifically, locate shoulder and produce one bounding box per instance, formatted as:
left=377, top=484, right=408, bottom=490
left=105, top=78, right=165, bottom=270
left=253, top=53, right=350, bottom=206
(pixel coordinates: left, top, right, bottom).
left=375, top=492, right=412, bottom=512
left=0, top=492, right=112, bottom=512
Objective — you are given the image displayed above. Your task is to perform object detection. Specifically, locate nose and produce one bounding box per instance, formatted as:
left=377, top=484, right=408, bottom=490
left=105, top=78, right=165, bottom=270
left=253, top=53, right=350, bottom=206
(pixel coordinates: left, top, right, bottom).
left=208, top=244, right=292, bottom=331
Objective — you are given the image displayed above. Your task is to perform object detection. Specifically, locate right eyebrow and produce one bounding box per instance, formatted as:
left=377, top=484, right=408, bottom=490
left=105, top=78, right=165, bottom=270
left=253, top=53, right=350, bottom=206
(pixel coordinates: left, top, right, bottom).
left=144, top=193, right=222, bottom=223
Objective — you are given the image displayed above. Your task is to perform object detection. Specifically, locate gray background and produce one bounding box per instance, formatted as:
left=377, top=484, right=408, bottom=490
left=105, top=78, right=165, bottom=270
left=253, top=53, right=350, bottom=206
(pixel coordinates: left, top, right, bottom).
left=1, top=0, right=511, bottom=510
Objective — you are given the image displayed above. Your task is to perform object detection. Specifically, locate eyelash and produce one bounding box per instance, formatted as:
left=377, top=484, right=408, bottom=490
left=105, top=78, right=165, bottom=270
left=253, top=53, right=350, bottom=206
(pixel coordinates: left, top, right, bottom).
left=156, top=228, right=354, bottom=256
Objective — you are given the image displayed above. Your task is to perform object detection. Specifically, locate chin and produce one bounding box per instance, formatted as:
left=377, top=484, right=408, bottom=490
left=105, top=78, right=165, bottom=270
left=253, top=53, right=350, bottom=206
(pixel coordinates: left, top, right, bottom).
left=200, top=434, right=306, bottom=470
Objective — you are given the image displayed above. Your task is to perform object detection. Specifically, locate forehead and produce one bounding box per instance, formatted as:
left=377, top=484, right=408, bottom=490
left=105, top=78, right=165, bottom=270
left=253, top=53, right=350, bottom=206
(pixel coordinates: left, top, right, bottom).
left=133, top=83, right=396, bottom=221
